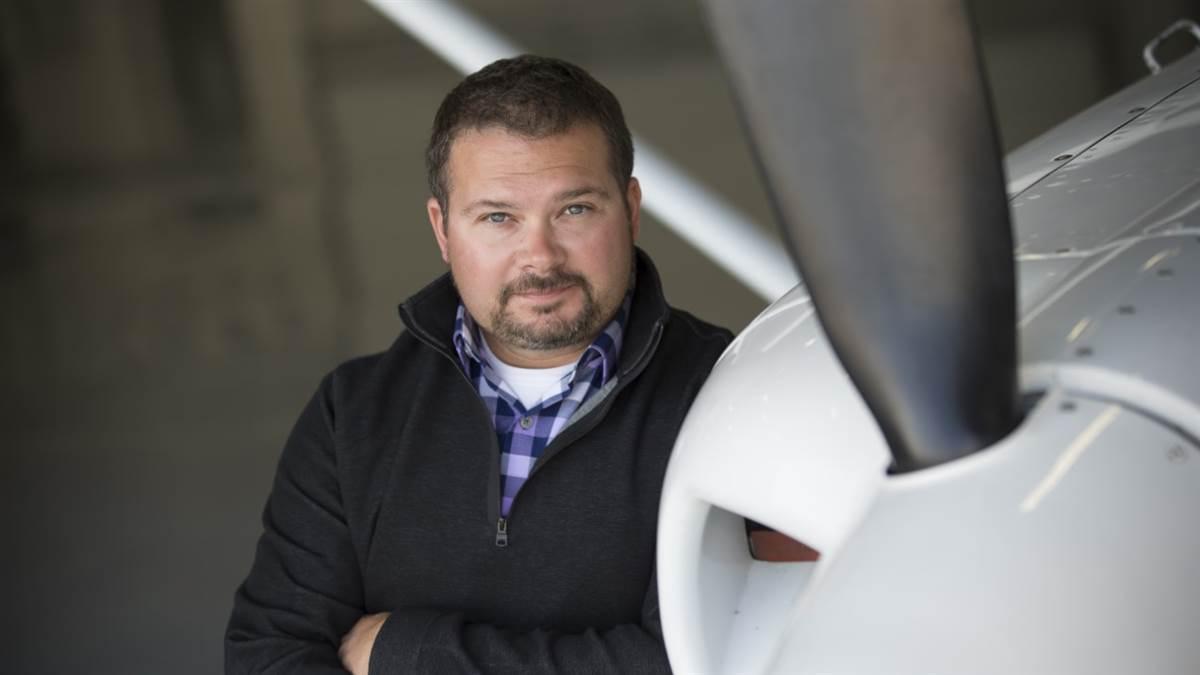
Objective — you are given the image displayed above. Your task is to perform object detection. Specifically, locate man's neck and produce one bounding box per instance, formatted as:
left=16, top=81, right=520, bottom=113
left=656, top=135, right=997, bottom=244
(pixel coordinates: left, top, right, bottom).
left=480, top=331, right=591, bottom=369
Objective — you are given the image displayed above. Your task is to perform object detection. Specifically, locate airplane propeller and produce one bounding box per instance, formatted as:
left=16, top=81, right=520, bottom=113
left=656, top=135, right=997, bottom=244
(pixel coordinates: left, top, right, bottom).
left=701, top=0, right=1022, bottom=472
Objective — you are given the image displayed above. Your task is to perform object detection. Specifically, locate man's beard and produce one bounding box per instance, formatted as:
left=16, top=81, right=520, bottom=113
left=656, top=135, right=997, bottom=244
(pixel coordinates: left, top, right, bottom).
left=489, top=269, right=602, bottom=351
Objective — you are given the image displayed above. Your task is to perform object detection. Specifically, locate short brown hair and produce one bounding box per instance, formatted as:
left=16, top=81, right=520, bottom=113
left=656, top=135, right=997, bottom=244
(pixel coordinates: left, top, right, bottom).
left=426, top=54, right=634, bottom=211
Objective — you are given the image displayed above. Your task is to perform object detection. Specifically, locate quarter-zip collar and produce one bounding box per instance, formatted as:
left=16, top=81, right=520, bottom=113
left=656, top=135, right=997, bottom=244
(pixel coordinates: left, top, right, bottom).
left=396, top=248, right=673, bottom=539
left=398, top=247, right=672, bottom=376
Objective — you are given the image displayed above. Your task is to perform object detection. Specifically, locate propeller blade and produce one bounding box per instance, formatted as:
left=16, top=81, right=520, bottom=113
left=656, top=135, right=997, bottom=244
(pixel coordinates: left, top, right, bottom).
left=702, top=0, right=1020, bottom=472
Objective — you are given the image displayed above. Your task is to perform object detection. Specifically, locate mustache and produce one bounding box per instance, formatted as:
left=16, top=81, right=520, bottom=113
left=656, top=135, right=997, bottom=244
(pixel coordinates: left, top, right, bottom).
left=500, top=270, right=589, bottom=302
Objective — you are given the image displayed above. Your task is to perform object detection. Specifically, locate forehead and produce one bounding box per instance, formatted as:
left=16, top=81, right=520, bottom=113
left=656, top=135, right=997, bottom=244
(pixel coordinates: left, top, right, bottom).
left=445, top=124, right=617, bottom=201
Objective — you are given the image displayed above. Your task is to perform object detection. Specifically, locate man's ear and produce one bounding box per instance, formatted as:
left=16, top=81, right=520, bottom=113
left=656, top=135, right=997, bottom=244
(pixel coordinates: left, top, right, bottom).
left=626, top=177, right=642, bottom=241
left=427, top=196, right=450, bottom=264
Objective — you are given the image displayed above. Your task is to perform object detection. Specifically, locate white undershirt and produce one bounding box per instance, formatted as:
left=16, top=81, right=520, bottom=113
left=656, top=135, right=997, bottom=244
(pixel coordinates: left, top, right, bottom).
left=479, top=336, right=576, bottom=409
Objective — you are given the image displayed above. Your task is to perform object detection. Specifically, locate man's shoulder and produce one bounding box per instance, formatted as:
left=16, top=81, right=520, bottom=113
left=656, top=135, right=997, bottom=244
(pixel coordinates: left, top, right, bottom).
left=322, top=330, right=432, bottom=400
left=646, top=307, right=733, bottom=384
left=311, top=329, right=463, bottom=442
left=665, top=307, right=735, bottom=347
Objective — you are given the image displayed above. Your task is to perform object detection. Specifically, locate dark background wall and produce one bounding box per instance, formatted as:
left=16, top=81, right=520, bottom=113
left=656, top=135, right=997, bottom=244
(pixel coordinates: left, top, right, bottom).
left=2, top=1, right=1198, bottom=672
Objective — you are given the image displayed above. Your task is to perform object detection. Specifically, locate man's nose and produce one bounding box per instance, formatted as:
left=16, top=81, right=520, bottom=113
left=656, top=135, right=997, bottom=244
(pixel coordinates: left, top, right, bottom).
left=521, top=220, right=565, bottom=269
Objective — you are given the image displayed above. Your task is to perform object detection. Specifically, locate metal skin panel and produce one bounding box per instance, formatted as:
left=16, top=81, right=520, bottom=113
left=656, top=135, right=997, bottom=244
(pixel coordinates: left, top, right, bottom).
left=1010, top=51, right=1200, bottom=257
left=1021, top=235, right=1200, bottom=414
left=659, top=32, right=1200, bottom=675
left=1005, top=49, right=1200, bottom=198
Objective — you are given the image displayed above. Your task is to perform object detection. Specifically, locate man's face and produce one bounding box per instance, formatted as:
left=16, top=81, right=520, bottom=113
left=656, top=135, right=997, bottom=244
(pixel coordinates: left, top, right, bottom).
left=427, top=123, right=641, bottom=367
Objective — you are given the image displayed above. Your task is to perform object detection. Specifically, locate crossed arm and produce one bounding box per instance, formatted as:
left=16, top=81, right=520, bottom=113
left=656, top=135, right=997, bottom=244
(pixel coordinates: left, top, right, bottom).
left=224, top=382, right=671, bottom=674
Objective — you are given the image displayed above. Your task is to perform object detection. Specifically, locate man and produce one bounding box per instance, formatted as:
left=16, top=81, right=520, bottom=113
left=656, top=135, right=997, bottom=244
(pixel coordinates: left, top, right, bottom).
left=226, top=55, right=732, bottom=674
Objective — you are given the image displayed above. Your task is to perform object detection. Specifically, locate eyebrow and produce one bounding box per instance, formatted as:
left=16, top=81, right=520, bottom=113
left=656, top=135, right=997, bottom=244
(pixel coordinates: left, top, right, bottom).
left=460, top=199, right=517, bottom=216
left=556, top=186, right=611, bottom=201
left=460, top=187, right=613, bottom=216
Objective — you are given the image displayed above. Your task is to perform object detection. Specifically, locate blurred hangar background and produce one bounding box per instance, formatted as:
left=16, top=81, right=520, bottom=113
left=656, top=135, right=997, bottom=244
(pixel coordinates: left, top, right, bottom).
left=1, top=1, right=1198, bottom=672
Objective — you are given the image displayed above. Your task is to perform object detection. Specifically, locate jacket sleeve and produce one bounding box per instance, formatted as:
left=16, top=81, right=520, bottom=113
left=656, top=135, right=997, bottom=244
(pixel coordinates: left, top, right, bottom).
left=226, top=375, right=674, bottom=674
left=367, top=571, right=671, bottom=674
left=225, top=376, right=363, bottom=674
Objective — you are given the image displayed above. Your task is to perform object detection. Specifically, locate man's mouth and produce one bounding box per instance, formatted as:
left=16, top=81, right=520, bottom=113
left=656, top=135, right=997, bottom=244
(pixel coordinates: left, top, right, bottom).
left=515, top=284, right=574, bottom=299
left=502, top=272, right=588, bottom=306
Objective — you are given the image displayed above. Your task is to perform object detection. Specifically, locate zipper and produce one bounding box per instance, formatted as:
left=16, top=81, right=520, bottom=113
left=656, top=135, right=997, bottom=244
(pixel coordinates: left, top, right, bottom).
left=402, top=300, right=665, bottom=551
left=417, top=342, right=507, bottom=548
left=492, top=320, right=665, bottom=548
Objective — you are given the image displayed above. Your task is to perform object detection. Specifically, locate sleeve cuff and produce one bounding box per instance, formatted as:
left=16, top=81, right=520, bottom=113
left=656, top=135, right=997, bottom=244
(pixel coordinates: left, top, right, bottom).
left=368, top=609, right=443, bottom=675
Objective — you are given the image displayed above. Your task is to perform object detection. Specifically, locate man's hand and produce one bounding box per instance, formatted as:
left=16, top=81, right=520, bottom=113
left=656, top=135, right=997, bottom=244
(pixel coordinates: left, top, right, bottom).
left=339, top=612, right=391, bottom=675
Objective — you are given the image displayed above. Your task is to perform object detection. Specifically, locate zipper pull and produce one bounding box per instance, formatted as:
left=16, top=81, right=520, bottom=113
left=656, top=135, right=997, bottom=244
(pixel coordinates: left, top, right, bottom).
left=495, top=518, right=509, bottom=547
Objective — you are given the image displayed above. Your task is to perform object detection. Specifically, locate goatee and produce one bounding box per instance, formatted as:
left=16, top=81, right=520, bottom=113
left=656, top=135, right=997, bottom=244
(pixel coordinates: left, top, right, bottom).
left=490, top=269, right=600, bottom=351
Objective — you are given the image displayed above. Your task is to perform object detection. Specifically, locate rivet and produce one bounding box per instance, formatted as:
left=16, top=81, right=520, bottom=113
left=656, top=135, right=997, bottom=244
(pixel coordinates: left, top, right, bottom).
left=1117, top=304, right=1136, bottom=315
left=1129, top=106, right=1146, bottom=114
left=1054, top=153, right=1073, bottom=161
left=1167, top=445, right=1188, bottom=463
left=1055, top=247, right=1072, bottom=254
left=1075, top=346, right=1093, bottom=357
left=1059, top=400, right=1077, bottom=412
left=1157, top=267, right=1174, bottom=277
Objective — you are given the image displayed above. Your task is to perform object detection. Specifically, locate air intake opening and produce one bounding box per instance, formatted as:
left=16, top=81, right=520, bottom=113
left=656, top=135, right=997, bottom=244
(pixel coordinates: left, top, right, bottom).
left=746, top=519, right=821, bottom=562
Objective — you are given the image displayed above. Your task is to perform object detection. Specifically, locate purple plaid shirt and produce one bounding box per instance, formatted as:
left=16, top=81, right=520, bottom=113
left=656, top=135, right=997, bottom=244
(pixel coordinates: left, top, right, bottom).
left=453, top=297, right=630, bottom=517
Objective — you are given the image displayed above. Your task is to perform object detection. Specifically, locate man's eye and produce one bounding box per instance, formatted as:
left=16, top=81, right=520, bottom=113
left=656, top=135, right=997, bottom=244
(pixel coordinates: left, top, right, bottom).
left=564, top=204, right=589, bottom=216
left=485, top=212, right=509, bottom=224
